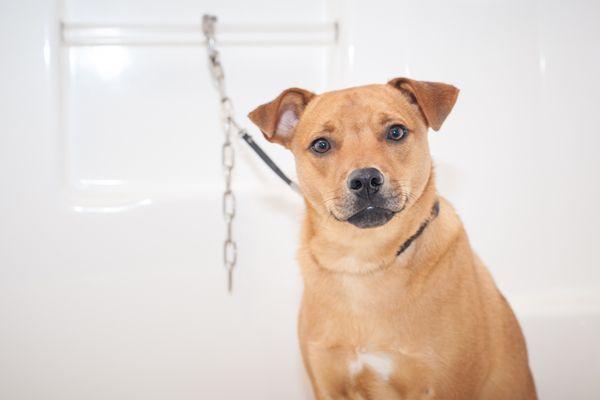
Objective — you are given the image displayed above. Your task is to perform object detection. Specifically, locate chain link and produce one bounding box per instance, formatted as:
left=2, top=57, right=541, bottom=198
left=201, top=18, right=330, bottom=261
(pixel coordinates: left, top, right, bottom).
left=202, top=15, right=243, bottom=293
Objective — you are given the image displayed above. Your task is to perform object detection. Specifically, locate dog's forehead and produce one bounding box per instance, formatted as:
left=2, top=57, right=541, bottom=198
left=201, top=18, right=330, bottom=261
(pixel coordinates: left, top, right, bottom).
left=313, top=84, right=399, bottom=110
left=302, top=84, right=409, bottom=128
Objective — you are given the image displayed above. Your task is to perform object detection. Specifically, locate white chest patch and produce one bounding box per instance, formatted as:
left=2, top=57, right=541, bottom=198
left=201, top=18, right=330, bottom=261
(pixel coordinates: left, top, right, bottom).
left=337, top=256, right=380, bottom=274
left=348, top=352, right=394, bottom=381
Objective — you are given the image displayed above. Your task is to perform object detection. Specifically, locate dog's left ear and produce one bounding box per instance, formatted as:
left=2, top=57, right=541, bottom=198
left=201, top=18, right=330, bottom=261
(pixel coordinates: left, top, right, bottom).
left=248, top=88, right=315, bottom=147
left=387, top=77, right=459, bottom=131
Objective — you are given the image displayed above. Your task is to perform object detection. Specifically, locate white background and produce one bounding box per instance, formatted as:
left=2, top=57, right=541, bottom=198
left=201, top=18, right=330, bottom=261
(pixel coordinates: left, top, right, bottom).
left=1, top=0, right=599, bottom=399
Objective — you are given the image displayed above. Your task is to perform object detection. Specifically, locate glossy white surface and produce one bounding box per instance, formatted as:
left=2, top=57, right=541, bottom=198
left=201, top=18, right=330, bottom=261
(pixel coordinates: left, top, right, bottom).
left=1, top=0, right=599, bottom=399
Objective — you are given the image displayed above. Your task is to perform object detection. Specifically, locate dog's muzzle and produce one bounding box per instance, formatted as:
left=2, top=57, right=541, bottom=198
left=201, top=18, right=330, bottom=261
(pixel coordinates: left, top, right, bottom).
left=342, top=167, right=398, bottom=229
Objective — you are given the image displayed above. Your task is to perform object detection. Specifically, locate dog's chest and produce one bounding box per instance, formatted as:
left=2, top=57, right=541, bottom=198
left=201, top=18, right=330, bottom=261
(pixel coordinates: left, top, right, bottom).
left=300, top=280, right=443, bottom=398
left=305, top=340, right=439, bottom=399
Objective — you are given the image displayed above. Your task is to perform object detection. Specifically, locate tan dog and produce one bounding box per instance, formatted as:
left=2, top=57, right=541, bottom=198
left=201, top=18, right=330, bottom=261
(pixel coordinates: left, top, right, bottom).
left=249, top=78, right=536, bottom=399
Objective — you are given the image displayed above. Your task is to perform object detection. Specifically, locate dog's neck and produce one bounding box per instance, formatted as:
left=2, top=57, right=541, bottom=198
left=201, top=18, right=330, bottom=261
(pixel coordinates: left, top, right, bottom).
left=302, top=176, right=444, bottom=275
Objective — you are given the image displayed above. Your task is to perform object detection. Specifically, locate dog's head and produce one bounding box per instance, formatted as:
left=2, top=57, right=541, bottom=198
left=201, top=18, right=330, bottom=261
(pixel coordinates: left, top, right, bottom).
left=248, top=78, right=458, bottom=229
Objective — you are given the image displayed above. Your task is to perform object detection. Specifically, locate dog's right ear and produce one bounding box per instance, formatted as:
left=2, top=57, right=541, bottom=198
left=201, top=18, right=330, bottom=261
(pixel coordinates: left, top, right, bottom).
left=248, top=88, right=315, bottom=147
left=387, top=77, right=459, bottom=131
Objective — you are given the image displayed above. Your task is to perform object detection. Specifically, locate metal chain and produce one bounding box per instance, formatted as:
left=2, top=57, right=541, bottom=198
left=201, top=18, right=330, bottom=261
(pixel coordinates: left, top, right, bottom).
left=202, top=14, right=300, bottom=292
left=202, top=15, right=241, bottom=293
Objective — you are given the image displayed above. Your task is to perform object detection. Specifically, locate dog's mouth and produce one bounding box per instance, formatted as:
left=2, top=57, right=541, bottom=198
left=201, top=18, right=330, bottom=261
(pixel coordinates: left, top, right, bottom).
left=346, top=206, right=397, bottom=229
left=330, top=191, right=406, bottom=229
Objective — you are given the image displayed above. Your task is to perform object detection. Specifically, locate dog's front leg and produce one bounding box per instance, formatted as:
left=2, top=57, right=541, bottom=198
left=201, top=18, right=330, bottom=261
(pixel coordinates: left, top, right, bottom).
left=300, top=342, right=357, bottom=400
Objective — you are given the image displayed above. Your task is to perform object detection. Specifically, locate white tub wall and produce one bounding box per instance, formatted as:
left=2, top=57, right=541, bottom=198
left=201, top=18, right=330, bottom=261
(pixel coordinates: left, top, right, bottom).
left=0, top=1, right=599, bottom=399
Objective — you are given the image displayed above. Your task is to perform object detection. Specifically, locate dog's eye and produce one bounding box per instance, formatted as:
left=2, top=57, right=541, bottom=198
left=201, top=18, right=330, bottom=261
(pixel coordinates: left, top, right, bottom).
left=386, top=124, right=408, bottom=141
left=310, top=138, right=331, bottom=154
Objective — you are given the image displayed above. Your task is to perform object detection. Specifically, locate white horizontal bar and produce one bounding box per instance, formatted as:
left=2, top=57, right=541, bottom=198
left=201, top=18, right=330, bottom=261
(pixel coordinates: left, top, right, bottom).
left=61, top=21, right=338, bottom=46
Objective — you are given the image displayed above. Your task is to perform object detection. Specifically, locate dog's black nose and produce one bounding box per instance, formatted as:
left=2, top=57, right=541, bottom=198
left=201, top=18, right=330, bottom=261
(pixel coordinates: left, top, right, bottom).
left=347, top=168, right=384, bottom=198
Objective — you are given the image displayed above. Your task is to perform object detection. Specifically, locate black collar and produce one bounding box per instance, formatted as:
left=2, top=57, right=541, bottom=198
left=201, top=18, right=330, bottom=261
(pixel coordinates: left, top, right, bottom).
left=396, top=200, right=440, bottom=257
